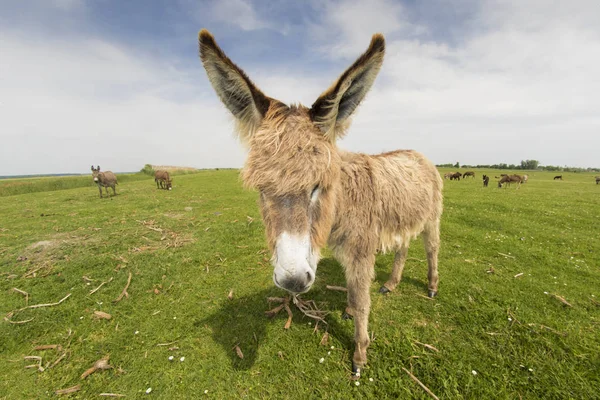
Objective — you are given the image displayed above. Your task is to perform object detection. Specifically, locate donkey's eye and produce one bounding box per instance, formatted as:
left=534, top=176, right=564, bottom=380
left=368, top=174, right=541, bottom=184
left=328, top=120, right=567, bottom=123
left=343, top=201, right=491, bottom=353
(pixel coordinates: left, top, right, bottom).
left=310, top=185, right=320, bottom=201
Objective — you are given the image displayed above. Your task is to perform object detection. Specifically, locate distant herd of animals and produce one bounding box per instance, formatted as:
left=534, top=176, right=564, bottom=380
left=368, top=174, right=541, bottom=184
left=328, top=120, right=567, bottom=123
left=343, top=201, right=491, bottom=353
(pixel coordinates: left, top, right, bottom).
left=90, top=165, right=600, bottom=198
left=444, top=171, right=600, bottom=188
left=90, top=165, right=172, bottom=198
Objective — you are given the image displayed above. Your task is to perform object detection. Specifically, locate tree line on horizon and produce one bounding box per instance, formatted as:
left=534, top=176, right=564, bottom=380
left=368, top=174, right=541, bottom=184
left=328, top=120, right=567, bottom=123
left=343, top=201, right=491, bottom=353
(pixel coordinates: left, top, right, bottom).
left=436, top=160, right=600, bottom=173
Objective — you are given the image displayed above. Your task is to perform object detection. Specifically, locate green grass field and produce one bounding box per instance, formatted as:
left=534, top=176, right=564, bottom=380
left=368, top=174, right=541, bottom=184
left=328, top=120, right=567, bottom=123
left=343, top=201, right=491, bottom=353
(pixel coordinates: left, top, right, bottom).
left=1, top=169, right=599, bottom=399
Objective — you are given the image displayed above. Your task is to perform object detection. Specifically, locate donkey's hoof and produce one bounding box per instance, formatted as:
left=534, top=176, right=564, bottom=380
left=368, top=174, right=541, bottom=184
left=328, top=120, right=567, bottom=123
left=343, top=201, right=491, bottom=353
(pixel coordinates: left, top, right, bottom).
left=351, top=363, right=362, bottom=379
left=342, top=312, right=353, bottom=320
left=428, top=290, right=437, bottom=298
left=379, top=286, right=391, bottom=294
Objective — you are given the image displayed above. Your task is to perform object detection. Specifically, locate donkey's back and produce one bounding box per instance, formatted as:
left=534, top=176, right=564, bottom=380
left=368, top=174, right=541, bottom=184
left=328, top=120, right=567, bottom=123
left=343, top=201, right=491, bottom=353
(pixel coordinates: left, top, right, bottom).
left=337, top=149, right=443, bottom=253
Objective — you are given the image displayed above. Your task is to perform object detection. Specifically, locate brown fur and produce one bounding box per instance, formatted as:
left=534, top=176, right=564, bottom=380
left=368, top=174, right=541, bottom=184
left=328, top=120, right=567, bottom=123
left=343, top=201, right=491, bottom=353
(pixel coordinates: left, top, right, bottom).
left=596, top=176, right=600, bottom=184
left=198, top=29, right=443, bottom=372
left=463, top=171, right=475, bottom=178
left=449, top=172, right=461, bottom=181
left=498, top=174, right=523, bottom=189
left=554, top=175, right=563, bottom=180
left=154, top=170, right=172, bottom=190
left=483, top=174, right=489, bottom=187
left=91, top=165, right=117, bottom=198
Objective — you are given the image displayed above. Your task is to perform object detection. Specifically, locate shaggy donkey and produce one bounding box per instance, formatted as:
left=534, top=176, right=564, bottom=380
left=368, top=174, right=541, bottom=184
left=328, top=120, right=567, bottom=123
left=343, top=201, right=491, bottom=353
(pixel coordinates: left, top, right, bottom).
left=596, top=176, right=600, bottom=184
left=483, top=174, right=490, bottom=187
left=463, top=171, right=475, bottom=179
left=91, top=165, right=117, bottom=198
left=198, top=29, right=443, bottom=374
left=154, top=170, right=172, bottom=190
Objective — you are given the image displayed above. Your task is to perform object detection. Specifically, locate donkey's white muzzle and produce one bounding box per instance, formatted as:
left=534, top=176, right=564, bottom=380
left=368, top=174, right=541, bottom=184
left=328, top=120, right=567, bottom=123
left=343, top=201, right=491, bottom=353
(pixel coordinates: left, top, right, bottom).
left=272, top=232, right=317, bottom=294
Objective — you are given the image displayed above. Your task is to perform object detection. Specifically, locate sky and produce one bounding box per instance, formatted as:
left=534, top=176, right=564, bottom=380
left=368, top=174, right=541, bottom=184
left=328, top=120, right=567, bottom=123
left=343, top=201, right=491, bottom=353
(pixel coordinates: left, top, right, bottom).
left=1, top=0, right=599, bottom=175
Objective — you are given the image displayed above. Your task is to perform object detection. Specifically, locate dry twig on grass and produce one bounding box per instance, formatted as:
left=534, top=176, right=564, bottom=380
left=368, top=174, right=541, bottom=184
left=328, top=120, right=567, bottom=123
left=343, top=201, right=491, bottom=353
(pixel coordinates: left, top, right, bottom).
left=550, top=293, right=572, bottom=307
left=514, top=272, right=524, bottom=278
left=99, top=394, right=126, bottom=398
left=497, top=252, right=515, bottom=259
left=416, top=293, right=434, bottom=301
left=34, top=344, right=61, bottom=351
left=81, top=355, right=112, bottom=379
left=24, top=355, right=44, bottom=372
left=413, top=340, right=439, bottom=352
left=90, top=277, right=113, bottom=295
left=114, top=272, right=132, bottom=303
left=11, top=288, right=29, bottom=305
left=55, top=385, right=81, bottom=395
left=402, top=367, right=440, bottom=400
left=6, top=294, right=71, bottom=323
left=93, top=311, right=112, bottom=320
left=265, top=295, right=330, bottom=328
left=325, top=285, right=347, bottom=292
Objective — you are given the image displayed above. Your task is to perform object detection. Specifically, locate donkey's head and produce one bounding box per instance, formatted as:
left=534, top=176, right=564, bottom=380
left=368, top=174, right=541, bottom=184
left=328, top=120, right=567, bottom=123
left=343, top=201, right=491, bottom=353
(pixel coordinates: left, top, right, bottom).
left=91, top=165, right=101, bottom=183
left=198, top=30, right=385, bottom=294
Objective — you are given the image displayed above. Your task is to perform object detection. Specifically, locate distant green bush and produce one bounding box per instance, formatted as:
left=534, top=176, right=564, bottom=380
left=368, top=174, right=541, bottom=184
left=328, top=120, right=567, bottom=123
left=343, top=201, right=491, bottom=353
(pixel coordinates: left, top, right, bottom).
left=140, top=164, right=155, bottom=176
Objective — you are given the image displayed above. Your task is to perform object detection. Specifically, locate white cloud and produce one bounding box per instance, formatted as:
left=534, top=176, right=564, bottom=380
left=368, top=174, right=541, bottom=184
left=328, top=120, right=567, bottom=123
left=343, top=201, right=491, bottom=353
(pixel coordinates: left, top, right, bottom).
left=0, top=32, right=245, bottom=175
left=303, top=0, right=600, bottom=167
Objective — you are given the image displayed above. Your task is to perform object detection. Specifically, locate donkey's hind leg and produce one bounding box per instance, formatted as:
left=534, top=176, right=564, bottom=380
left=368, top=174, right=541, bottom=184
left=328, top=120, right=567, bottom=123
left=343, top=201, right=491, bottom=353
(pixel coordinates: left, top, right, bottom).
left=423, top=219, right=440, bottom=298
left=379, top=242, right=409, bottom=294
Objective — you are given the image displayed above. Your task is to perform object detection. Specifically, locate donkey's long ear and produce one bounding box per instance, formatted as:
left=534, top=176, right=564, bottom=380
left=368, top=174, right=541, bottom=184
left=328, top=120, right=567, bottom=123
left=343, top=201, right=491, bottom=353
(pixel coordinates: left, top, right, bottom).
left=199, top=29, right=271, bottom=144
left=309, top=34, right=385, bottom=141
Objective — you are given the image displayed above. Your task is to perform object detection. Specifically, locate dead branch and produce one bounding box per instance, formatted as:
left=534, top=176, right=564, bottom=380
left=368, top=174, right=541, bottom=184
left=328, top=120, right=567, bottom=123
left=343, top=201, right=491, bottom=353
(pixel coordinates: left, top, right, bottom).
left=48, top=351, right=68, bottom=369
left=156, top=340, right=179, bottom=347
left=114, top=272, right=132, bottom=303
left=93, top=311, right=112, bottom=320
left=5, top=317, right=34, bottom=324
left=497, top=252, right=515, bottom=259
left=81, top=355, right=112, bottom=379
left=413, top=340, right=439, bottom=352
left=55, top=385, right=81, bottom=395
left=325, top=285, right=348, bottom=292
left=283, top=302, right=293, bottom=330
left=514, top=272, right=524, bottom=278
left=12, top=293, right=71, bottom=315
left=527, top=323, right=566, bottom=336
left=99, top=394, right=126, bottom=398
left=24, top=355, right=44, bottom=372
left=550, top=293, right=572, bottom=307
left=402, top=367, right=440, bottom=400
left=11, top=288, right=29, bottom=305
left=90, top=277, right=113, bottom=295
left=34, top=344, right=60, bottom=351
left=234, top=345, right=244, bottom=359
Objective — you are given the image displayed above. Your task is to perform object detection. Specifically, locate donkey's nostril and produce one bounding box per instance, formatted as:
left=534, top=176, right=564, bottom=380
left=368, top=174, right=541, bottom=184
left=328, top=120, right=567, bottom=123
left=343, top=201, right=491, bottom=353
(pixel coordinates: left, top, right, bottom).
left=306, top=271, right=313, bottom=283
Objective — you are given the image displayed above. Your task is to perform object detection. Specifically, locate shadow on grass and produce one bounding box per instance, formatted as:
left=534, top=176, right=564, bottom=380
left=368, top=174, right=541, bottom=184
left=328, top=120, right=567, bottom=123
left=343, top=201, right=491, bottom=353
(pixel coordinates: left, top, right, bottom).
left=200, top=257, right=359, bottom=370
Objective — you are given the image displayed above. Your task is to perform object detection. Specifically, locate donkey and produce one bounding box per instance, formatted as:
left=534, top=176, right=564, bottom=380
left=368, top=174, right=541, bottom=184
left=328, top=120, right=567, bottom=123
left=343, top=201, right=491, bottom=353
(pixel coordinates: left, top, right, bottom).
left=443, top=172, right=453, bottom=180
left=554, top=175, right=563, bottom=180
left=522, top=174, right=528, bottom=183
left=449, top=172, right=461, bottom=181
left=199, top=29, right=443, bottom=374
left=498, top=174, right=523, bottom=189
left=91, top=165, right=117, bottom=198
left=596, top=176, right=600, bottom=185
left=463, top=171, right=475, bottom=179
left=483, top=174, right=489, bottom=187
left=154, top=170, right=172, bottom=190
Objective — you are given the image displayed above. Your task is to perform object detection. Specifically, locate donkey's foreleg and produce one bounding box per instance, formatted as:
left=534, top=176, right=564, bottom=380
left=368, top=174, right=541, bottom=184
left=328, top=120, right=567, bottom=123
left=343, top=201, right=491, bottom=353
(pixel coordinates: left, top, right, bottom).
left=380, top=243, right=409, bottom=294
left=423, top=219, right=440, bottom=298
left=344, top=256, right=375, bottom=375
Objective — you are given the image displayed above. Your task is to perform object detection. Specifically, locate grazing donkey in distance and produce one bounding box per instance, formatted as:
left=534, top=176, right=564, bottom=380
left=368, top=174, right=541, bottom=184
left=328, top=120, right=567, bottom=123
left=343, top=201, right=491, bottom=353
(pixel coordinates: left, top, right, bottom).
left=498, top=174, right=523, bottom=189
left=154, top=170, right=172, bottom=190
left=91, top=165, right=117, bottom=198
left=596, top=176, right=600, bottom=185
left=198, top=29, right=443, bottom=375
left=483, top=174, right=490, bottom=187
left=463, top=171, right=475, bottom=179
left=554, top=175, right=563, bottom=180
